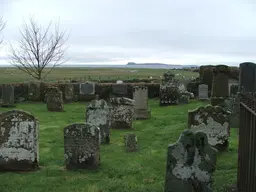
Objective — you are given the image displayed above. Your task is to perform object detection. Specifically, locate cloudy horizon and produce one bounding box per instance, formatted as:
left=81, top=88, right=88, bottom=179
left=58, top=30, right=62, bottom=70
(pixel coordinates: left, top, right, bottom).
left=0, top=0, right=256, bottom=66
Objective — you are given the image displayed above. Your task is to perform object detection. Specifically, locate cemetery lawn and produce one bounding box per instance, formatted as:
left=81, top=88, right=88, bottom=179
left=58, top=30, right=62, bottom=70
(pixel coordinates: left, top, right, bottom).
left=0, top=100, right=238, bottom=192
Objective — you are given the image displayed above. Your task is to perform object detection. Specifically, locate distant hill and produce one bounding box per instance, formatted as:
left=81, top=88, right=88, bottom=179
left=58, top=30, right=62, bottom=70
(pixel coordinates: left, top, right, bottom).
left=126, top=62, right=198, bottom=68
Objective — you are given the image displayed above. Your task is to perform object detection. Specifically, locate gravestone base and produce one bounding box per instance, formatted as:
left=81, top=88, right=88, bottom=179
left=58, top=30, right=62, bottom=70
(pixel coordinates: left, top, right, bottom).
left=0, top=159, right=39, bottom=172
left=66, top=155, right=100, bottom=171
left=134, top=109, right=151, bottom=120
left=111, top=121, right=133, bottom=129
left=47, top=105, right=64, bottom=112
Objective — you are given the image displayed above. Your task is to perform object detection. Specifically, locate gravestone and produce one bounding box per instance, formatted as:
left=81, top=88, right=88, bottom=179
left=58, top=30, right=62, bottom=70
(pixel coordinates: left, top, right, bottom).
left=64, top=84, right=74, bottom=102
left=188, top=105, right=231, bottom=151
left=124, top=133, right=138, bottom=152
left=229, top=84, right=239, bottom=97
left=164, top=130, right=217, bottom=192
left=110, top=97, right=135, bottom=129
left=1, top=84, right=15, bottom=107
left=112, top=83, right=127, bottom=97
left=64, top=123, right=100, bottom=170
left=198, top=84, right=208, bottom=100
left=179, top=95, right=189, bottom=104
left=79, top=82, right=95, bottom=95
left=86, top=99, right=111, bottom=144
left=45, top=87, right=64, bottom=112
left=159, top=84, right=179, bottom=106
left=224, top=95, right=239, bottom=128
left=239, top=62, right=256, bottom=92
left=133, top=86, right=151, bottom=119
left=28, top=82, right=41, bottom=101
left=0, top=110, right=39, bottom=171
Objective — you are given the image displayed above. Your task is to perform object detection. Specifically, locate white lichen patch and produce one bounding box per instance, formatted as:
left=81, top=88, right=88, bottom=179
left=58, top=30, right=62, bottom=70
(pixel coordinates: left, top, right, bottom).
left=191, top=117, right=229, bottom=146
left=87, top=109, right=109, bottom=126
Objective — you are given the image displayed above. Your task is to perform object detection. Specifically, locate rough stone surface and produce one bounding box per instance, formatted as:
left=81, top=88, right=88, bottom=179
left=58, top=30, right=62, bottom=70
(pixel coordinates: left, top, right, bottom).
left=164, top=130, right=217, bottom=192
left=133, top=86, right=151, bottom=119
left=109, top=97, right=134, bottom=129
left=224, top=95, right=239, bottom=128
left=28, top=82, right=41, bottom=101
left=159, top=84, right=179, bottom=106
left=45, top=87, right=64, bottom=112
left=124, top=133, right=138, bottom=152
left=0, top=110, right=39, bottom=171
left=86, top=99, right=111, bottom=144
left=64, top=123, right=100, bottom=170
left=1, top=84, right=15, bottom=107
left=198, top=84, right=209, bottom=100
left=188, top=105, right=231, bottom=151
left=79, top=82, right=95, bottom=95
left=64, top=84, right=74, bottom=102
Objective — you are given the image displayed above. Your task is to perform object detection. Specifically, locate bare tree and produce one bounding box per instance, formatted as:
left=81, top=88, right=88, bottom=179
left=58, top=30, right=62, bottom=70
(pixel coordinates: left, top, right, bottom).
left=9, top=16, right=69, bottom=81
left=0, top=17, right=6, bottom=45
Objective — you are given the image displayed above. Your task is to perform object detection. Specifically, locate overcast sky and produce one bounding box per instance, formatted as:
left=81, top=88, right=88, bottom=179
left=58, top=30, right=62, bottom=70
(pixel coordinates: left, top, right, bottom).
left=0, top=0, right=256, bottom=65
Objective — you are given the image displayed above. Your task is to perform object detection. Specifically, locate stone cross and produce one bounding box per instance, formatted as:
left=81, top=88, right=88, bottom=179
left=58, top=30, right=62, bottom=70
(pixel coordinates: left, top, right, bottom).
left=64, top=123, right=100, bottom=170
left=164, top=130, right=217, bottom=192
left=0, top=110, right=39, bottom=171
left=86, top=99, right=111, bottom=144
left=133, top=86, right=151, bottom=119
left=1, top=84, right=15, bottom=107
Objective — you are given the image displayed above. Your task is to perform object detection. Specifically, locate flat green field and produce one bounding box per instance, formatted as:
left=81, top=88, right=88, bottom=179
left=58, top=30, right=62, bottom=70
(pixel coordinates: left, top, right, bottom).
left=0, top=67, right=198, bottom=83
left=0, top=100, right=237, bottom=192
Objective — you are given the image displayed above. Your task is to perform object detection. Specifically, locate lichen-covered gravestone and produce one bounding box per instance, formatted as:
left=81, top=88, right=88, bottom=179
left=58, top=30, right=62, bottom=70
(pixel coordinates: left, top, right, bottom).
left=0, top=110, right=39, bottom=171
left=86, top=99, right=111, bottom=144
left=133, top=86, right=151, bottom=119
left=64, top=84, right=74, bottom=102
left=1, top=84, right=15, bottom=107
left=159, top=84, right=179, bottom=106
left=124, top=133, right=138, bottom=152
left=110, top=97, right=135, bottom=129
left=64, top=123, right=100, bottom=170
left=28, top=82, right=41, bottom=101
left=45, top=87, right=64, bottom=112
left=164, top=130, right=217, bottom=192
left=188, top=105, right=231, bottom=151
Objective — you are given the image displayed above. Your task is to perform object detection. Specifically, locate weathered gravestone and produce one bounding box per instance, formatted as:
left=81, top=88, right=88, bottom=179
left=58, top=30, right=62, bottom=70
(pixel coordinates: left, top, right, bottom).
left=124, top=133, right=138, bottom=152
left=64, top=123, right=100, bottom=170
left=164, top=130, right=217, bottom=192
left=1, top=84, right=15, bottom=107
left=0, top=110, right=39, bottom=171
left=28, top=82, right=41, bottom=101
left=45, top=87, right=64, bottom=112
left=133, top=86, right=151, bottom=119
left=79, top=82, right=95, bottom=95
left=198, top=84, right=209, bottom=100
left=112, top=83, right=127, bottom=97
left=86, top=99, right=111, bottom=144
left=64, top=84, right=74, bottom=102
left=224, top=94, right=239, bottom=128
left=179, top=94, right=189, bottom=104
left=188, top=105, right=231, bottom=151
left=110, top=97, right=134, bottom=129
left=159, top=84, right=179, bottom=106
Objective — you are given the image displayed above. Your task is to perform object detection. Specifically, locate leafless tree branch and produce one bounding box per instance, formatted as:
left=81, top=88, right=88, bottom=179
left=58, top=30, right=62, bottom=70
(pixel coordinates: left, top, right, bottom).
left=9, top=16, right=69, bottom=81
left=0, top=17, right=6, bottom=45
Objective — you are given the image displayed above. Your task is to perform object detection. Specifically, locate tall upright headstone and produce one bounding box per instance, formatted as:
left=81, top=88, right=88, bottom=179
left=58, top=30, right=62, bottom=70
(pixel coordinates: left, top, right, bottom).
left=86, top=99, right=111, bottom=144
left=133, top=86, right=151, bottom=119
left=1, top=84, right=15, bottom=107
left=0, top=110, right=39, bottom=171
left=239, top=62, right=256, bottom=92
left=28, top=82, right=41, bottom=101
left=64, top=84, right=74, bottom=102
left=198, top=84, right=208, bottom=100
left=64, top=123, right=100, bottom=170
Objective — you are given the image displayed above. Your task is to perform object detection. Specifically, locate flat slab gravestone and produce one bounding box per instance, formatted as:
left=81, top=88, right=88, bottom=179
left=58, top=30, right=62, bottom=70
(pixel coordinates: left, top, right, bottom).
left=164, top=130, right=217, bottom=192
left=45, top=87, right=64, bottom=112
left=133, top=86, right=151, bottom=119
left=86, top=99, right=111, bottom=144
left=1, top=84, right=15, bottom=107
left=124, top=133, right=138, bottom=152
left=64, top=84, right=74, bottom=102
left=110, top=97, right=135, bottom=129
left=0, top=110, right=39, bottom=171
left=79, top=82, right=95, bottom=95
left=28, top=82, right=41, bottom=101
left=198, top=84, right=208, bottom=100
left=64, top=123, right=100, bottom=170
left=188, top=104, right=231, bottom=151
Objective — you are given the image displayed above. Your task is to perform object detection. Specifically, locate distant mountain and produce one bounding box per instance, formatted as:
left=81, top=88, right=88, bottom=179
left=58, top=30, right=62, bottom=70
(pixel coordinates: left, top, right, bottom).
left=126, top=62, right=198, bottom=68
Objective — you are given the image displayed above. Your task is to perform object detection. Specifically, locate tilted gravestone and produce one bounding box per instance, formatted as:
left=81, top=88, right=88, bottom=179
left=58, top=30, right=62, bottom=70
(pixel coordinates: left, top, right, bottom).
left=0, top=110, right=39, bottom=171
left=110, top=97, right=135, bottom=129
left=79, top=82, right=95, bottom=95
left=188, top=105, right=231, bottom=151
left=64, top=84, right=74, bottom=102
left=198, top=84, right=209, bottom=100
left=112, top=83, right=128, bottom=97
left=45, top=87, right=64, bottom=112
left=124, top=133, right=138, bottom=152
left=1, top=84, right=15, bottom=107
left=133, top=86, right=151, bottom=119
left=86, top=99, right=111, bottom=144
left=64, top=123, right=100, bottom=170
left=164, top=130, right=217, bottom=192
left=28, top=82, right=41, bottom=101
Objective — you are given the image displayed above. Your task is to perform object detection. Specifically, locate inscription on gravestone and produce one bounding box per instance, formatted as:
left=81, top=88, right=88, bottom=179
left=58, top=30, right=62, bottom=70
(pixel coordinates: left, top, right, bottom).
left=198, top=84, right=208, bottom=100
left=80, top=82, right=95, bottom=95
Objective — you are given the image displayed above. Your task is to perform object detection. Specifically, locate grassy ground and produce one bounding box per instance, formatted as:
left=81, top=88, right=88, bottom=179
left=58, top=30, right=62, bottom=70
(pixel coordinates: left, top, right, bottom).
left=0, top=99, right=237, bottom=192
left=0, top=67, right=198, bottom=83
